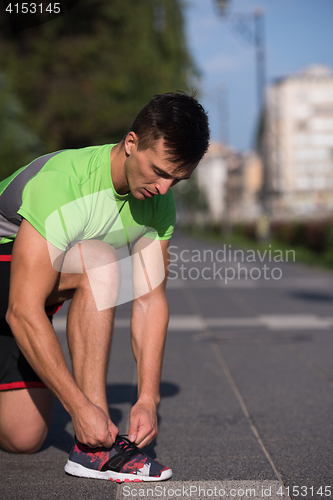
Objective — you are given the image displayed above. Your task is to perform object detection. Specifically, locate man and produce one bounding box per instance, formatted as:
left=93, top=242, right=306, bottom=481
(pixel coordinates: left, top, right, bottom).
left=0, top=92, right=209, bottom=482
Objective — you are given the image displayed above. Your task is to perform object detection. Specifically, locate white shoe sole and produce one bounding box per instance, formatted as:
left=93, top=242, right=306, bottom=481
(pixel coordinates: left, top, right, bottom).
left=64, top=459, right=172, bottom=483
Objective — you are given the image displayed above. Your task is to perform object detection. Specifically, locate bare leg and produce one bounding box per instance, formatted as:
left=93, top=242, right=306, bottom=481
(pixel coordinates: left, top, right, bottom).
left=0, top=388, right=54, bottom=453
left=64, top=240, right=120, bottom=416
left=0, top=240, right=119, bottom=452
left=66, top=288, right=116, bottom=415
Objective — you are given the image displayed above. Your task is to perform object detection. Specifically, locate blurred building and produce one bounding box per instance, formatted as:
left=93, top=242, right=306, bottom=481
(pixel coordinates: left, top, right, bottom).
left=227, top=151, right=263, bottom=221
left=196, top=141, right=228, bottom=224
left=196, top=142, right=263, bottom=224
left=262, top=65, right=333, bottom=217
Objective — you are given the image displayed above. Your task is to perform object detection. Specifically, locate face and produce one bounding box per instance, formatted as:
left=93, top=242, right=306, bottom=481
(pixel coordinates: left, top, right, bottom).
left=123, top=133, right=195, bottom=200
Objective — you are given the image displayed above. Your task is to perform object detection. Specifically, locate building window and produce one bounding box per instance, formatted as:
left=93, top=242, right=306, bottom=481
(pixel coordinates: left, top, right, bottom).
left=294, top=149, right=331, bottom=161
left=310, top=134, right=333, bottom=147
left=295, top=177, right=312, bottom=190
left=310, top=118, right=333, bottom=131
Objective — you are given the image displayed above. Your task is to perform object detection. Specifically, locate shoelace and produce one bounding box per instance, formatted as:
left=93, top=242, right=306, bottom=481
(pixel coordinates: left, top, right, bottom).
left=115, top=435, right=142, bottom=457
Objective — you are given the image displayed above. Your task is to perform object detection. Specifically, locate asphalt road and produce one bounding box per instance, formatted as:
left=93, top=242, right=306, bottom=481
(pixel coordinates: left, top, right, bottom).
left=1, top=232, right=333, bottom=500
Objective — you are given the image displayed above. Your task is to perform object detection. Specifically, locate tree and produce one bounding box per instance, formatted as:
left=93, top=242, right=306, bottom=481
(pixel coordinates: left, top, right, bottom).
left=0, top=74, right=42, bottom=180
left=0, top=0, right=197, bottom=154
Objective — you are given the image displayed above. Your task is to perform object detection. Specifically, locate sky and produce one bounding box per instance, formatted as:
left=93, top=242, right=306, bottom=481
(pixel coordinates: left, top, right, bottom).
left=184, top=0, right=333, bottom=152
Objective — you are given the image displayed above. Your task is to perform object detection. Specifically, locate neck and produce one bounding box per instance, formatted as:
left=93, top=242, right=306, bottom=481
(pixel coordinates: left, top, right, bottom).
left=110, top=141, right=129, bottom=194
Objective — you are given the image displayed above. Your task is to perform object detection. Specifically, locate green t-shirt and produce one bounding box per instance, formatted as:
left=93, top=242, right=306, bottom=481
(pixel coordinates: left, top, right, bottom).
left=0, top=144, right=176, bottom=250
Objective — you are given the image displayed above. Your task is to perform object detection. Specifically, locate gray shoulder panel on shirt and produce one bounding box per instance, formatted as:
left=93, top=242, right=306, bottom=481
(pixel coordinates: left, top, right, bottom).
left=0, top=151, right=62, bottom=225
left=0, top=214, right=19, bottom=244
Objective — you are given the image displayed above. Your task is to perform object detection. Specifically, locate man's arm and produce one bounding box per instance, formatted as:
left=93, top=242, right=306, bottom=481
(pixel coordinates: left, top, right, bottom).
left=6, top=219, right=115, bottom=447
left=128, top=238, right=170, bottom=448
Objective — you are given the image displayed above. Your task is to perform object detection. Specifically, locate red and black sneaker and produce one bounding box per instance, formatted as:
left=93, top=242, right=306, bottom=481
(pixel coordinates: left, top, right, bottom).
left=64, top=435, right=172, bottom=482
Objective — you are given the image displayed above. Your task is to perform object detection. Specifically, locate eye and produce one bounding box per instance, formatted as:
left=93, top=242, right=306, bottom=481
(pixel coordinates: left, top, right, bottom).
left=154, top=168, right=171, bottom=180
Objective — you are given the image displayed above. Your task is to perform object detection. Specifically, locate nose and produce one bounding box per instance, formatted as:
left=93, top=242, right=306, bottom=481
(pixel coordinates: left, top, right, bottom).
left=156, top=178, right=174, bottom=195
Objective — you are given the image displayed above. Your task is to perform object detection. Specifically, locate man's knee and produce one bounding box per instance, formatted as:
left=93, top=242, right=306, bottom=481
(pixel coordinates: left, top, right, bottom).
left=0, top=388, right=54, bottom=454
left=55, top=240, right=120, bottom=310
left=0, top=425, right=48, bottom=454
left=61, top=240, right=120, bottom=280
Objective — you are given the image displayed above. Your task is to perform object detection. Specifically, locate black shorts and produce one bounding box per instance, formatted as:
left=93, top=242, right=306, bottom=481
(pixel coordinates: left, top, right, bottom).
left=0, top=241, right=62, bottom=391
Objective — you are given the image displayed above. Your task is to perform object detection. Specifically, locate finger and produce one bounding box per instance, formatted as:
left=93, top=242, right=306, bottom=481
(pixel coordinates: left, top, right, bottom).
left=128, top=428, right=137, bottom=443
left=102, top=431, right=114, bottom=448
left=136, top=429, right=157, bottom=449
left=135, top=421, right=157, bottom=447
left=128, top=416, right=139, bottom=443
left=108, top=420, right=118, bottom=442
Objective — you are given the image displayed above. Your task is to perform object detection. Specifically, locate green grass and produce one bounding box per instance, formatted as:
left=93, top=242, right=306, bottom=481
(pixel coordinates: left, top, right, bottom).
left=182, top=226, right=333, bottom=271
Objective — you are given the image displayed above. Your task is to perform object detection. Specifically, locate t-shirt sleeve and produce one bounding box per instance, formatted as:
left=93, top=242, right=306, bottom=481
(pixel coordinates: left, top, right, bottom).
left=144, top=189, right=176, bottom=241
left=18, top=170, right=85, bottom=250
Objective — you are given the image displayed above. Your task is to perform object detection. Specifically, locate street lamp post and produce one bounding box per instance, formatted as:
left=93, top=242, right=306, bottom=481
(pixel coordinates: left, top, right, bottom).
left=254, top=8, right=266, bottom=112
left=214, top=2, right=270, bottom=234
left=254, top=9, right=270, bottom=222
left=217, top=83, right=229, bottom=146
left=214, top=2, right=267, bottom=129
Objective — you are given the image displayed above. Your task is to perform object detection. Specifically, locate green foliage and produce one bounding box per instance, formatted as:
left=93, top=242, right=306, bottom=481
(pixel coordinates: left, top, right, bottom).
left=203, top=218, right=333, bottom=269
left=270, top=220, right=333, bottom=254
left=233, top=221, right=256, bottom=240
left=0, top=74, right=43, bottom=181
left=184, top=220, right=333, bottom=270
left=0, top=0, right=197, bottom=152
left=173, top=173, right=208, bottom=212
left=221, top=218, right=333, bottom=256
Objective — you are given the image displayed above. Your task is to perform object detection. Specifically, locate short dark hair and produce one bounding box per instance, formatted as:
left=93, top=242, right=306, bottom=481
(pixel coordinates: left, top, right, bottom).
left=129, top=92, right=210, bottom=170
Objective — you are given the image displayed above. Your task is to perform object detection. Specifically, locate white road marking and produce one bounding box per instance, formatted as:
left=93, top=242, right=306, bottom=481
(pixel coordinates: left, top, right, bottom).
left=259, top=314, right=332, bottom=330
left=52, top=314, right=333, bottom=332
left=166, top=277, right=333, bottom=289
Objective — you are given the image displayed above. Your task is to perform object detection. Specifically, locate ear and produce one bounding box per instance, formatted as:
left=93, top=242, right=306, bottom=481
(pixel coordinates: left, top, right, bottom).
left=124, top=131, right=138, bottom=157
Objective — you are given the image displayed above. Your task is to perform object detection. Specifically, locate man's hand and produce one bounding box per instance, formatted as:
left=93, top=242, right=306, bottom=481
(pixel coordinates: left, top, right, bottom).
left=128, top=397, right=158, bottom=448
left=71, top=398, right=118, bottom=448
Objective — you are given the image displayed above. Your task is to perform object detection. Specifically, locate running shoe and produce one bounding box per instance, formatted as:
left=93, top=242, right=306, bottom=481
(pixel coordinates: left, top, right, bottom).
left=64, top=435, right=172, bottom=482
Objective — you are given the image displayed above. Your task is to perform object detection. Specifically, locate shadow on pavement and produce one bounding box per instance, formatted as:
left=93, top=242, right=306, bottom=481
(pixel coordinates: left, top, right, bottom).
left=42, top=381, right=179, bottom=457
left=288, top=290, right=333, bottom=302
